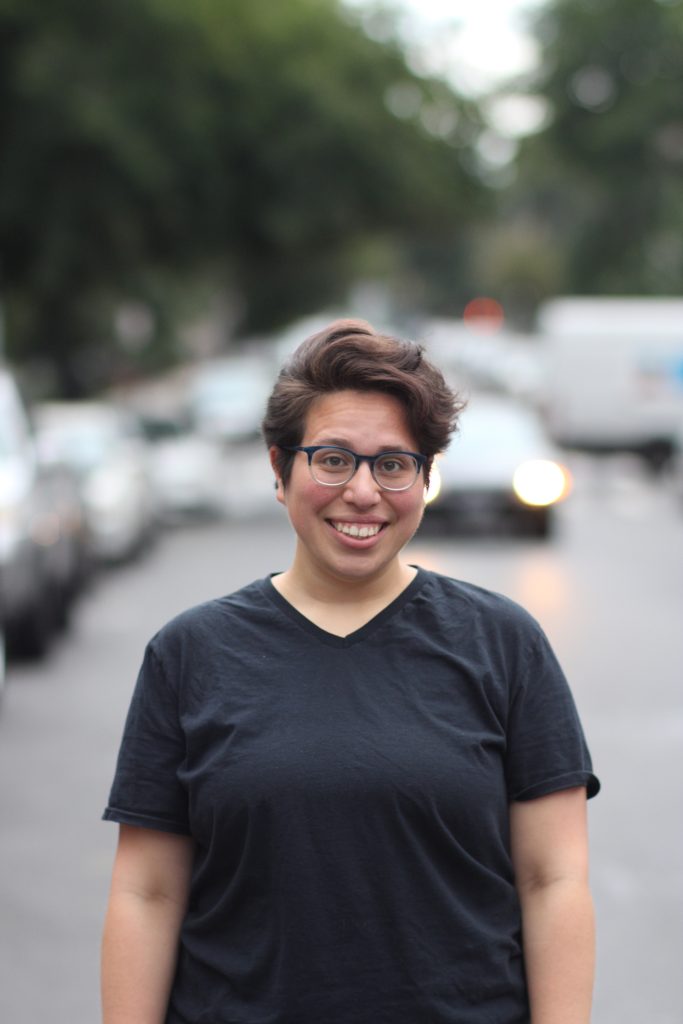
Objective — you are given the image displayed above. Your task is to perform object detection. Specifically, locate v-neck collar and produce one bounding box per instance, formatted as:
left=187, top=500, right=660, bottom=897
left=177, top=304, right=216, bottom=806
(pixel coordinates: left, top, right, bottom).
left=259, top=567, right=428, bottom=648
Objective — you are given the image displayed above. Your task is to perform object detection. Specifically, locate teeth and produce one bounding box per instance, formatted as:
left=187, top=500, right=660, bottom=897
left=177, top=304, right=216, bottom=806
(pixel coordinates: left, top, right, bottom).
left=332, top=521, right=382, bottom=538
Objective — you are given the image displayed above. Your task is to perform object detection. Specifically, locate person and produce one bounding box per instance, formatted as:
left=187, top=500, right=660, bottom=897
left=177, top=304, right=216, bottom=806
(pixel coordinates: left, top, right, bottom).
left=101, top=318, right=600, bottom=1024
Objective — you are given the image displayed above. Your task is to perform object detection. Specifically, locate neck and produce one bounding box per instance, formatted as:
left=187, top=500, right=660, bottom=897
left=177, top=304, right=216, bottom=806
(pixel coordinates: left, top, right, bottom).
left=274, top=554, right=416, bottom=610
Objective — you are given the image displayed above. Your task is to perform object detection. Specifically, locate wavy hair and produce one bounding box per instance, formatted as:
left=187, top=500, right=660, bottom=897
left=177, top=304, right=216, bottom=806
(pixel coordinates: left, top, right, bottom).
left=262, top=318, right=464, bottom=486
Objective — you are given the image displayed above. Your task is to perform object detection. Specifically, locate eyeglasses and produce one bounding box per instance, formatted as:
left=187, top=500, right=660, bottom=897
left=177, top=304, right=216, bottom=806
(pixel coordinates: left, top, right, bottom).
left=280, top=445, right=426, bottom=491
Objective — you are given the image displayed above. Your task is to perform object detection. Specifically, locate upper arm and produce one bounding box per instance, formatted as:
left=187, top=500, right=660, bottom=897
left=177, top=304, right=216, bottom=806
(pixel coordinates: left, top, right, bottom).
left=510, top=786, right=590, bottom=892
left=109, top=824, right=195, bottom=907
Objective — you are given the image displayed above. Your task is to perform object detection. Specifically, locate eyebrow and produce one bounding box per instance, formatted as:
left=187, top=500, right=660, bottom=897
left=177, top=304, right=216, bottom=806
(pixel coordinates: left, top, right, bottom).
left=312, top=438, right=415, bottom=453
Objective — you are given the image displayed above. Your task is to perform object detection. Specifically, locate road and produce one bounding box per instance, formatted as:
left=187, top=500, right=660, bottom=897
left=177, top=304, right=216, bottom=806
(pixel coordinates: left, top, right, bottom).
left=0, top=453, right=681, bottom=1024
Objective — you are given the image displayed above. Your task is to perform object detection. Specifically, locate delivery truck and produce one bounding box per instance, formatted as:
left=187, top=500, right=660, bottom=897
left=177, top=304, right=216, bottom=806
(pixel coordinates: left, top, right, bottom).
left=537, top=296, right=683, bottom=469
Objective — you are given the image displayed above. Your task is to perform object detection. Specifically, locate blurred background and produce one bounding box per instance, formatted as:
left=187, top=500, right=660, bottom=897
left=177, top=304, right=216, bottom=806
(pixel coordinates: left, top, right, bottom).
left=0, top=0, right=682, bottom=1020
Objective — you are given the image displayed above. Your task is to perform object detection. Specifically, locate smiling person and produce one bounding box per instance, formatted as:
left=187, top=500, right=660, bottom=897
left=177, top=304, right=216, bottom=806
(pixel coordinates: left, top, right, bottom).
left=101, top=319, right=600, bottom=1024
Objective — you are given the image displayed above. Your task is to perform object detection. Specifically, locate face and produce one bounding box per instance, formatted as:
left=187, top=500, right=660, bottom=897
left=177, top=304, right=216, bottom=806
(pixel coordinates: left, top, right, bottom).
left=270, top=389, right=425, bottom=590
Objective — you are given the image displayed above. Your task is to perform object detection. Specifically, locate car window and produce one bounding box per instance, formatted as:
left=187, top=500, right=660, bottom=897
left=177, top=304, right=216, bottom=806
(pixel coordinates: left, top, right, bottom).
left=453, top=407, right=545, bottom=454
left=39, top=421, right=117, bottom=471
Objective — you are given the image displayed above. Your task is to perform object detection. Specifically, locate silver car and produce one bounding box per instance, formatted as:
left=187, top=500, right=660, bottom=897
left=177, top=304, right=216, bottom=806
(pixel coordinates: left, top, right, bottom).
left=424, top=393, right=572, bottom=538
left=0, top=368, right=87, bottom=675
left=35, top=402, right=158, bottom=563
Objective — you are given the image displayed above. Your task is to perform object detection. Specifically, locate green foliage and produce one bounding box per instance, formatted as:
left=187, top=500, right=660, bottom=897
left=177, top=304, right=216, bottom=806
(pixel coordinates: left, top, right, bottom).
left=0, top=0, right=486, bottom=394
left=511, top=0, right=683, bottom=298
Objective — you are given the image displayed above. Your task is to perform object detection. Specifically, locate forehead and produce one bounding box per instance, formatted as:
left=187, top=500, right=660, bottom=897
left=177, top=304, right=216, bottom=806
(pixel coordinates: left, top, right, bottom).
left=302, top=389, right=416, bottom=448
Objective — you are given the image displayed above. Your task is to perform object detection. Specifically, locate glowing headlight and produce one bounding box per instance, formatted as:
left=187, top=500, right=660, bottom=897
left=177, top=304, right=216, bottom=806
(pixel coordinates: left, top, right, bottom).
left=424, top=463, right=442, bottom=504
left=512, top=460, right=571, bottom=507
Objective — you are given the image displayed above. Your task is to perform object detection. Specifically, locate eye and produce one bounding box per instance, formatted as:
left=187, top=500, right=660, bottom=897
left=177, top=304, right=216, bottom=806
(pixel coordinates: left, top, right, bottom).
left=376, top=454, right=408, bottom=474
left=314, top=449, right=354, bottom=471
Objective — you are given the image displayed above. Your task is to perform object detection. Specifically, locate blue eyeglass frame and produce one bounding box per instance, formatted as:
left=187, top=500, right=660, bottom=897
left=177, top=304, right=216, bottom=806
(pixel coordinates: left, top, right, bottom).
left=279, top=444, right=427, bottom=490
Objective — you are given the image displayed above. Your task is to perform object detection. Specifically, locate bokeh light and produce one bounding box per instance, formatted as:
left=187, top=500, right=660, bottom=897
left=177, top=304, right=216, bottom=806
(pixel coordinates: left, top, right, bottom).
left=463, top=296, right=505, bottom=333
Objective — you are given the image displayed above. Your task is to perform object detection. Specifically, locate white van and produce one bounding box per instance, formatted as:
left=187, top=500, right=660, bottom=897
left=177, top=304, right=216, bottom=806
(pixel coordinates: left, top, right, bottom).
left=537, top=297, right=683, bottom=469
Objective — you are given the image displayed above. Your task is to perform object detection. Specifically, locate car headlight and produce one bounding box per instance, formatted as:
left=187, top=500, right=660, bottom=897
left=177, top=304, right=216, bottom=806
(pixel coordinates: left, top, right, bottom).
left=512, top=460, right=571, bottom=507
left=30, top=511, right=61, bottom=548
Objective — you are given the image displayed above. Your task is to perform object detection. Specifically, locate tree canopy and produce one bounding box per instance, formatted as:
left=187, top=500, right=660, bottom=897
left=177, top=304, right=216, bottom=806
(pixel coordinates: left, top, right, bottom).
left=505, top=0, right=683, bottom=302
left=0, top=0, right=487, bottom=393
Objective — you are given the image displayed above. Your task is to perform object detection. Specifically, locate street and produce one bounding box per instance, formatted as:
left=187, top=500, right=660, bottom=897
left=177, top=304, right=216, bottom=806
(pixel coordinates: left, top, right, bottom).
left=0, top=452, right=681, bottom=1024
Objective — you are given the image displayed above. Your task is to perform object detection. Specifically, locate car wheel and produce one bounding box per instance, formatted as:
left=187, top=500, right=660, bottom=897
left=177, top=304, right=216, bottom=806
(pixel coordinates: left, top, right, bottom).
left=53, top=588, right=72, bottom=631
left=8, top=596, right=54, bottom=659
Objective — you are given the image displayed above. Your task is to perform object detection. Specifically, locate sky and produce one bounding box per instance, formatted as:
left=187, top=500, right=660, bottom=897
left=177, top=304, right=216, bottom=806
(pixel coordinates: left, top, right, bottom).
left=346, top=0, right=547, bottom=96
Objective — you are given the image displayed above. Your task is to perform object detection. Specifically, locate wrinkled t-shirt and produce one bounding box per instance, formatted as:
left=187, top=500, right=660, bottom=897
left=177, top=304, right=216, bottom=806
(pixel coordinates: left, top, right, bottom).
left=104, top=567, right=599, bottom=1024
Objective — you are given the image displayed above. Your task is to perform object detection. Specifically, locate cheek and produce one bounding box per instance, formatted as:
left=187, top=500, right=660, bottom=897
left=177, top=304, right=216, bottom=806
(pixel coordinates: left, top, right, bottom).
left=287, top=473, right=331, bottom=514
left=307, top=489, right=334, bottom=516
left=399, top=484, right=426, bottom=510
left=390, top=490, right=425, bottom=524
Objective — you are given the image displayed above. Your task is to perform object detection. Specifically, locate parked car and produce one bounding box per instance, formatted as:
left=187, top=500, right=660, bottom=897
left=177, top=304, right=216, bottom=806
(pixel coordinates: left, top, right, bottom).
left=36, top=458, right=91, bottom=623
left=139, top=414, right=227, bottom=522
left=424, top=394, right=572, bottom=538
left=187, top=356, right=273, bottom=443
left=35, top=401, right=158, bottom=562
left=0, top=368, right=87, bottom=673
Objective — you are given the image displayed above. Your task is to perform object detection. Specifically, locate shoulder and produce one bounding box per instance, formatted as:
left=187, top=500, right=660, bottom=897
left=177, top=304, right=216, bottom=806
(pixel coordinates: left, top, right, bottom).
left=146, top=576, right=273, bottom=662
left=413, top=567, right=544, bottom=645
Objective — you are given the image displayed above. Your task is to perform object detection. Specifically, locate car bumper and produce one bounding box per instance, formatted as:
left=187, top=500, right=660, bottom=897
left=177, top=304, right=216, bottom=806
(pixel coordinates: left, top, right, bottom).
left=426, top=488, right=552, bottom=529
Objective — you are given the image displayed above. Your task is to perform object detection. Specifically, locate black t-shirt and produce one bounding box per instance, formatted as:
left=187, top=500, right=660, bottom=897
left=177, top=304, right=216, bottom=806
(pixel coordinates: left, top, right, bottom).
left=104, top=568, right=599, bottom=1024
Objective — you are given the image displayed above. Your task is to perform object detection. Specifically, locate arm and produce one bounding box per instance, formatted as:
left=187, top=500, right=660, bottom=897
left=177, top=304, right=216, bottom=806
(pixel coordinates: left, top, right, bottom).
left=510, top=786, right=595, bottom=1024
left=101, top=824, right=195, bottom=1024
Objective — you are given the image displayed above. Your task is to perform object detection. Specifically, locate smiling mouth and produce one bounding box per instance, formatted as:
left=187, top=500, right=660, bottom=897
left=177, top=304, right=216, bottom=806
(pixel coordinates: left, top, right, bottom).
left=330, top=521, right=384, bottom=539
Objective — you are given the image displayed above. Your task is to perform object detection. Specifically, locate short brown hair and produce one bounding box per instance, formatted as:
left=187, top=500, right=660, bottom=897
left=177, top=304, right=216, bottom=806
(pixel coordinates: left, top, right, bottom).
left=262, top=318, right=464, bottom=485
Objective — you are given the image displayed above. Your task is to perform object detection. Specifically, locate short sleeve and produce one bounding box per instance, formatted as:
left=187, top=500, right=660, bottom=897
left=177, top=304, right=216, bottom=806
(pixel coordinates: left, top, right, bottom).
left=103, top=640, right=190, bottom=834
left=505, top=630, right=600, bottom=802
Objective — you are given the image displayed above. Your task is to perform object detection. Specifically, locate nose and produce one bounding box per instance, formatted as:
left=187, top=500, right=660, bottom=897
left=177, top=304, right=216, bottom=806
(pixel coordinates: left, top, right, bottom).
left=342, top=461, right=381, bottom=506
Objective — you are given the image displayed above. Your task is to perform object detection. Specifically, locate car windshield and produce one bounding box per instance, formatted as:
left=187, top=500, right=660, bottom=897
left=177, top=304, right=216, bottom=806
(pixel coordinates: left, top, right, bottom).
left=194, top=368, right=269, bottom=405
left=460, top=410, right=542, bottom=450
left=40, top=421, right=118, bottom=472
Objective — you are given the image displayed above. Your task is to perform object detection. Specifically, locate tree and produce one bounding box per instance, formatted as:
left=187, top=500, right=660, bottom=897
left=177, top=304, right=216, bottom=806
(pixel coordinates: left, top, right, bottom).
left=501, top=0, right=683, bottom=306
left=0, top=0, right=487, bottom=394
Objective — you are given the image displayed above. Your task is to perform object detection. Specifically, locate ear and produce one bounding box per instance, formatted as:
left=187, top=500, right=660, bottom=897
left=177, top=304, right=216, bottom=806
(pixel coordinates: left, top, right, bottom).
left=268, top=446, right=286, bottom=505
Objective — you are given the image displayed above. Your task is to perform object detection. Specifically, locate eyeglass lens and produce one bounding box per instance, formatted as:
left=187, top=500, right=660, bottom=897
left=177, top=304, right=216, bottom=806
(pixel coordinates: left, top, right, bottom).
left=309, top=448, right=418, bottom=490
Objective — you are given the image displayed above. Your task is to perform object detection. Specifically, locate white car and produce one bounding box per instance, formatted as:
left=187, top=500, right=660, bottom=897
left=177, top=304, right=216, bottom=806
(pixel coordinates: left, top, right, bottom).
left=140, top=416, right=227, bottom=522
left=187, top=356, right=273, bottom=443
left=424, top=393, right=572, bottom=538
left=35, top=402, right=158, bottom=562
left=0, top=369, right=87, bottom=671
